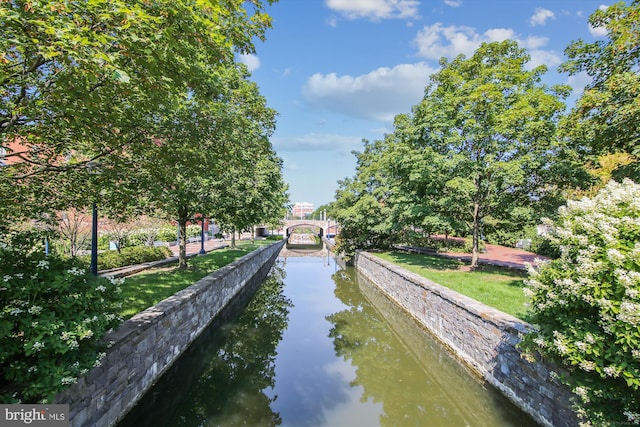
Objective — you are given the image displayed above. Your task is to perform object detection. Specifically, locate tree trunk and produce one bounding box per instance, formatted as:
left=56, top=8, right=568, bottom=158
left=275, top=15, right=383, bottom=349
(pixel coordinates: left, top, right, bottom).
left=231, top=227, right=236, bottom=248
left=471, top=202, right=480, bottom=269
left=178, top=215, right=188, bottom=270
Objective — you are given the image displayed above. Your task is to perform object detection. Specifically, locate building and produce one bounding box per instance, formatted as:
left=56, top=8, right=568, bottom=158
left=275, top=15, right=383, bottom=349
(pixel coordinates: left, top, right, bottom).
left=291, top=202, right=314, bottom=219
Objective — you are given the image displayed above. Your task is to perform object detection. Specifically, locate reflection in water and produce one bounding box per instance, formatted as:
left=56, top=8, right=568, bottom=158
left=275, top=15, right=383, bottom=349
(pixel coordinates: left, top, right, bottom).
left=118, top=263, right=293, bottom=427
left=118, top=255, right=537, bottom=427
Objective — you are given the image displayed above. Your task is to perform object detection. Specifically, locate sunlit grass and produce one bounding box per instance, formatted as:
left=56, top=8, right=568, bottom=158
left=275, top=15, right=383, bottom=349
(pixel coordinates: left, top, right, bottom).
left=118, top=241, right=272, bottom=319
left=373, top=251, right=529, bottom=320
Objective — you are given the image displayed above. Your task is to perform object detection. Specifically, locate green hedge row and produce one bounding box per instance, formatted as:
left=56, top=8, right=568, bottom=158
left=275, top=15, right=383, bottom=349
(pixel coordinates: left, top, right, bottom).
left=79, top=246, right=173, bottom=271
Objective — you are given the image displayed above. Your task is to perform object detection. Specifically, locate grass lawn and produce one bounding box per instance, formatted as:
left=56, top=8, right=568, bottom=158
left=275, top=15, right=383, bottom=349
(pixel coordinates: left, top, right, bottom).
left=373, top=251, right=530, bottom=320
left=118, top=241, right=272, bottom=319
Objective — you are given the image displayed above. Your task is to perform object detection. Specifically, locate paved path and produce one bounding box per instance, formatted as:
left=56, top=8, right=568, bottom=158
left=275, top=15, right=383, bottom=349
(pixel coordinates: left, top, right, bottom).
left=397, top=238, right=547, bottom=271
left=439, top=243, right=547, bottom=271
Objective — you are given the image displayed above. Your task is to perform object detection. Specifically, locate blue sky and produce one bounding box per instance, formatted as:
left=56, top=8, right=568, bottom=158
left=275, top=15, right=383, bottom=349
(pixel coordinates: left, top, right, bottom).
left=240, top=0, right=610, bottom=210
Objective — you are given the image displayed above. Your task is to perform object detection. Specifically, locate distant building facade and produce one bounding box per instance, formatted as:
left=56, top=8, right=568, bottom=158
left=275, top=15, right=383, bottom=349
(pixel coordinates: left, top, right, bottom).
left=291, top=202, right=314, bottom=219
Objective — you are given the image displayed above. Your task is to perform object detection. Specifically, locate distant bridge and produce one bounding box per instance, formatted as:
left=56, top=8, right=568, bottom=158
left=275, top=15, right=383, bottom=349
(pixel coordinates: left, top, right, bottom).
left=284, top=219, right=338, bottom=237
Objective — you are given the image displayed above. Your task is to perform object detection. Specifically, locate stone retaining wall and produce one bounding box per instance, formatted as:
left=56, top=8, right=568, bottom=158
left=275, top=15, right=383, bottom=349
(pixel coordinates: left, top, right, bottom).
left=354, top=251, right=578, bottom=427
left=57, top=240, right=285, bottom=427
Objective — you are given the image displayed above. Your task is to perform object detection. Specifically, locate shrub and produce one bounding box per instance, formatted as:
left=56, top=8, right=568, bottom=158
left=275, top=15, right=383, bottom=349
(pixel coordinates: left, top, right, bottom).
left=79, top=246, right=172, bottom=271
left=520, top=179, right=640, bottom=426
left=0, top=231, right=123, bottom=403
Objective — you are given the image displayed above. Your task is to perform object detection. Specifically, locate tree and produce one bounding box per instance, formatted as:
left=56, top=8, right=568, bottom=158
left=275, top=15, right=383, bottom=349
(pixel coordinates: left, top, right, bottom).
left=332, top=138, right=396, bottom=259
left=409, top=40, right=574, bottom=267
left=134, top=65, right=279, bottom=268
left=559, top=0, right=640, bottom=180
left=0, top=0, right=277, bottom=226
left=521, top=179, right=640, bottom=426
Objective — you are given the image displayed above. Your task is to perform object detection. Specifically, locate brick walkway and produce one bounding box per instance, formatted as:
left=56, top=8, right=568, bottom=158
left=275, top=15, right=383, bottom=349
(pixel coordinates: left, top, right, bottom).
left=439, top=242, right=547, bottom=271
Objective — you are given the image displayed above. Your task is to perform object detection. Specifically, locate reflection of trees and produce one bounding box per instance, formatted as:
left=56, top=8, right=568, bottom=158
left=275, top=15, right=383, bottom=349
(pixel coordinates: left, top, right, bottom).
left=328, top=270, right=430, bottom=426
left=118, top=263, right=292, bottom=427
left=326, top=268, right=531, bottom=427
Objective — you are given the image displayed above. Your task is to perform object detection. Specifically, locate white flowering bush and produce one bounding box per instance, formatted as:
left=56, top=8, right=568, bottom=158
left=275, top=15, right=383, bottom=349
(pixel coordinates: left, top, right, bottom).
left=0, top=231, right=122, bottom=403
left=521, top=179, right=640, bottom=426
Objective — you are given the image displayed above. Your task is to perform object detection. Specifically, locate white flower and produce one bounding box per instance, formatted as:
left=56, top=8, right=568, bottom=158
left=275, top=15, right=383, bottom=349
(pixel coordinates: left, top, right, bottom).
left=3, top=275, right=10, bottom=283
left=624, top=411, right=640, bottom=424
left=95, top=285, right=106, bottom=292
left=603, top=366, right=619, bottom=377
left=579, top=360, right=595, bottom=371
left=66, top=267, right=85, bottom=276
left=9, top=308, right=23, bottom=315
left=32, top=341, right=44, bottom=352
left=28, top=305, right=42, bottom=315
left=68, top=340, right=79, bottom=350
left=606, top=248, right=626, bottom=265
left=36, top=260, right=49, bottom=269
left=618, top=301, right=640, bottom=326
left=61, top=376, right=77, bottom=386
left=574, top=386, right=590, bottom=403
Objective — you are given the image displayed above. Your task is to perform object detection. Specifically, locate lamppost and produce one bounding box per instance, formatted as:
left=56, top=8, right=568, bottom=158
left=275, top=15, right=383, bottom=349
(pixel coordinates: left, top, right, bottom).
left=86, top=161, right=101, bottom=276
left=90, top=202, right=98, bottom=276
left=199, top=216, right=206, bottom=255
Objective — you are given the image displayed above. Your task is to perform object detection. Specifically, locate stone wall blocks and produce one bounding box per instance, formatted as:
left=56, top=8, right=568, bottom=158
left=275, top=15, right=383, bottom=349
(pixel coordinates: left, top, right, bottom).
left=354, top=250, right=578, bottom=427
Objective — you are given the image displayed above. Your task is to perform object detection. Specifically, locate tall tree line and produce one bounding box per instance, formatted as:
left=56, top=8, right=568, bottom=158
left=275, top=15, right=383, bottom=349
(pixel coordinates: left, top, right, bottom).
left=0, top=0, right=288, bottom=269
left=331, top=1, right=639, bottom=267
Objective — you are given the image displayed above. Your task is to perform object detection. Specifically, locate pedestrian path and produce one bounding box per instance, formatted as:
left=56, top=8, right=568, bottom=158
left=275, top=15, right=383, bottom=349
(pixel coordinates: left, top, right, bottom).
left=440, top=243, right=547, bottom=270
left=396, top=240, right=547, bottom=271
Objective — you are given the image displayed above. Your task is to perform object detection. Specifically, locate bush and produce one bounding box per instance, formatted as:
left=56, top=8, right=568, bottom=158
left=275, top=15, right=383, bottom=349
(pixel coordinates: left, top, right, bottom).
left=520, top=179, right=640, bottom=426
left=0, top=231, right=122, bottom=403
left=529, top=235, right=561, bottom=259
left=79, top=246, right=173, bottom=271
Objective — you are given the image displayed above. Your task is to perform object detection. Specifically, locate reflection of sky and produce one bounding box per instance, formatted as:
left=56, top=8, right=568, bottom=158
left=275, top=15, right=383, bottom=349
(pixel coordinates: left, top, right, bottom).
left=266, top=257, right=383, bottom=426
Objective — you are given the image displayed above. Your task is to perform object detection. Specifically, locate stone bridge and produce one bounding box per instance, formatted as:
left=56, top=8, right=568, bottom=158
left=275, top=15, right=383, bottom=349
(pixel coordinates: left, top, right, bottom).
left=284, top=219, right=338, bottom=237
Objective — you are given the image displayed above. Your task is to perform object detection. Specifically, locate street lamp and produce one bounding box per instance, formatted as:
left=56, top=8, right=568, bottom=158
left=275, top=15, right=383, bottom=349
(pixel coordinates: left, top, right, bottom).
left=86, top=161, right=101, bottom=276
left=199, top=216, right=206, bottom=255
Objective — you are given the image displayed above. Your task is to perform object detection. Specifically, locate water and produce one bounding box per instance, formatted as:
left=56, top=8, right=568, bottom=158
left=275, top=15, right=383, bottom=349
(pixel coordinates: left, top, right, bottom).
left=118, top=248, right=538, bottom=427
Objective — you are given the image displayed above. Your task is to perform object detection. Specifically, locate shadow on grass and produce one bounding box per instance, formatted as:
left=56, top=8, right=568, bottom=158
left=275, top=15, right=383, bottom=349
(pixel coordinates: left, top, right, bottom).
left=118, top=244, right=266, bottom=319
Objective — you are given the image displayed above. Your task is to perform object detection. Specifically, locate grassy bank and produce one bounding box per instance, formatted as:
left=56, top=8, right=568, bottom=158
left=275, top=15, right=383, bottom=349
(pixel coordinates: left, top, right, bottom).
left=118, top=241, right=272, bottom=319
left=373, top=251, right=529, bottom=319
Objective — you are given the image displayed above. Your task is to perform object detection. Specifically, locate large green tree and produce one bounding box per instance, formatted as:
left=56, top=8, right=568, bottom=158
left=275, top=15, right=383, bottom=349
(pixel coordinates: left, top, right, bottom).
left=559, top=0, right=640, bottom=180
left=0, top=0, right=276, bottom=226
left=408, top=41, right=575, bottom=267
left=133, top=65, right=280, bottom=269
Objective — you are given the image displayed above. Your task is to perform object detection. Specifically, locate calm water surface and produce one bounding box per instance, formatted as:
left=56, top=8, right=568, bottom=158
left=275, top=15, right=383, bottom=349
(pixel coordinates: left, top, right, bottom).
left=119, top=248, right=538, bottom=427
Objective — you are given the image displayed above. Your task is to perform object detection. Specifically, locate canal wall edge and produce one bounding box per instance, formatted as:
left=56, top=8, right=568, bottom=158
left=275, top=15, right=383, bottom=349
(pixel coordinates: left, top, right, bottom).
left=56, top=240, right=285, bottom=427
left=353, top=250, right=578, bottom=427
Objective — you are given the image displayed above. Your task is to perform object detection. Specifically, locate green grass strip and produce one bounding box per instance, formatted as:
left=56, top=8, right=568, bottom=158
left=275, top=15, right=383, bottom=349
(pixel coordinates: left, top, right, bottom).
left=373, top=251, right=529, bottom=320
left=118, top=241, right=272, bottom=320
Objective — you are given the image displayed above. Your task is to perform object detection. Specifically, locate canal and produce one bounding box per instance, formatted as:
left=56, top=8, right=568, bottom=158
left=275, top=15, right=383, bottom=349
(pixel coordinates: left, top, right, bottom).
left=118, top=245, right=537, bottom=426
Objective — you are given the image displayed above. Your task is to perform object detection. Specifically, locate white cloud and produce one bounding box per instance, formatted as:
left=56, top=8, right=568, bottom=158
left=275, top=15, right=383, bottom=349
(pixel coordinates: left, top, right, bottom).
left=444, top=0, right=461, bottom=7
left=567, top=71, right=593, bottom=95
left=530, top=8, right=555, bottom=26
left=413, top=23, right=560, bottom=69
left=273, top=133, right=364, bottom=154
left=238, top=53, right=260, bottom=72
left=588, top=24, right=608, bottom=37
left=301, top=62, right=436, bottom=122
left=325, top=0, right=420, bottom=21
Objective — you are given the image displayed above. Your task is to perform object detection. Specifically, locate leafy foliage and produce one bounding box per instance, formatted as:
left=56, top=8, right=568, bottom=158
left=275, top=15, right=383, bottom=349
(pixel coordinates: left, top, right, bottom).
left=560, top=0, right=640, bottom=180
left=0, top=231, right=122, bottom=403
left=78, top=246, right=172, bottom=271
left=521, top=179, right=640, bottom=426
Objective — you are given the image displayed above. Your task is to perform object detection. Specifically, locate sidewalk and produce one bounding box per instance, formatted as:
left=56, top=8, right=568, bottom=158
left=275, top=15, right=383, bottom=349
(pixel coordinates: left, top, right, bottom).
left=439, top=242, right=547, bottom=271
left=396, top=241, right=547, bottom=271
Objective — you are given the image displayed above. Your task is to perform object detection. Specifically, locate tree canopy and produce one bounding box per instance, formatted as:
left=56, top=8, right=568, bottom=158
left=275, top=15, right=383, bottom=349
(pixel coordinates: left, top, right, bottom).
left=559, top=0, right=640, bottom=180
left=333, top=40, right=584, bottom=267
left=0, top=0, right=288, bottom=269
